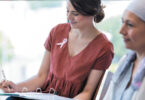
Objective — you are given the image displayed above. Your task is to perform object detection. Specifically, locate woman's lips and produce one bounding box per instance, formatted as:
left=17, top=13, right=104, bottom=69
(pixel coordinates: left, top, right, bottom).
left=123, top=38, right=130, bottom=42
left=69, top=21, right=77, bottom=24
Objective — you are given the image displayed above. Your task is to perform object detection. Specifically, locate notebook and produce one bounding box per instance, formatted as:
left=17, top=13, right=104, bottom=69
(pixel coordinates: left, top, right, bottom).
left=0, top=92, right=74, bottom=100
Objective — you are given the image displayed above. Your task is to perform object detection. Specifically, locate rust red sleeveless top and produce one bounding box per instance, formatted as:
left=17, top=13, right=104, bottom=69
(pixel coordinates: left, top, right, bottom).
left=42, top=23, right=114, bottom=98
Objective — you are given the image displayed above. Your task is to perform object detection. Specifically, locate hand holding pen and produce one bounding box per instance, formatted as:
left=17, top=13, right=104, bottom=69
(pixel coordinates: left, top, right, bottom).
left=0, top=69, right=16, bottom=93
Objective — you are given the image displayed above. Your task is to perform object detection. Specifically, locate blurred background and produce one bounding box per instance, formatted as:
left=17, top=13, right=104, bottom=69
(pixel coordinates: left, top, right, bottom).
left=0, top=0, right=129, bottom=83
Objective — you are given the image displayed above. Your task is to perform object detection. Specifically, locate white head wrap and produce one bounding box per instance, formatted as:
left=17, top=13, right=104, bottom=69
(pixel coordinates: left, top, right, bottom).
left=126, top=0, right=145, bottom=22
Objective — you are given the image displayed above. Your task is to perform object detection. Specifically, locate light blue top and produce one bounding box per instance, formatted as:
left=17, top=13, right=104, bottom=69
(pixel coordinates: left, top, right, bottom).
left=103, top=51, right=137, bottom=100
left=121, top=63, right=134, bottom=100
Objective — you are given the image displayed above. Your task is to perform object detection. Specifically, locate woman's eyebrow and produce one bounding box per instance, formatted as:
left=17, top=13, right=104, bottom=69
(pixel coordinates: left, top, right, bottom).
left=71, top=11, right=78, bottom=13
left=66, top=9, right=78, bottom=12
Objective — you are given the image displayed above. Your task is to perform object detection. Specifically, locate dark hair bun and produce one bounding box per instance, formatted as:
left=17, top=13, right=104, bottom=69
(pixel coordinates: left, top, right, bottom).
left=94, top=7, right=105, bottom=23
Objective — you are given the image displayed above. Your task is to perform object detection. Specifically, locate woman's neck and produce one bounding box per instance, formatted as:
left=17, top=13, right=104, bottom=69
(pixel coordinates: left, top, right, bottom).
left=133, top=51, right=145, bottom=76
left=70, top=25, right=100, bottom=39
left=136, top=50, right=145, bottom=61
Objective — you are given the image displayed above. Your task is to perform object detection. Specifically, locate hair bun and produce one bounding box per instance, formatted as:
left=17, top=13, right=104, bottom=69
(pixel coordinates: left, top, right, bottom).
left=94, top=5, right=105, bottom=23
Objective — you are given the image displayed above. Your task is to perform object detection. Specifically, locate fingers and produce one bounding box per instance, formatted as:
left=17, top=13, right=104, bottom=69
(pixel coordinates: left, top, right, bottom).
left=3, top=87, right=15, bottom=93
left=0, top=82, right=2, bottom=88
left=0, top=80, right=6, bottom=88
left=0, top=80, right=16, bottom=93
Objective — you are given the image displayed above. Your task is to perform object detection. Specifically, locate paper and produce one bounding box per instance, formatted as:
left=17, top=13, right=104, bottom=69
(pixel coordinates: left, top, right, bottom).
left=0, top=92, right=74, bottom=100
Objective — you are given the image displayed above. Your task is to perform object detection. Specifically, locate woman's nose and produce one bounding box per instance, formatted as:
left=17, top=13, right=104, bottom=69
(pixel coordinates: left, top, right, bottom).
left=120, top=24, right=127, bottom=35
left=67, top=12, right=73, bottom=21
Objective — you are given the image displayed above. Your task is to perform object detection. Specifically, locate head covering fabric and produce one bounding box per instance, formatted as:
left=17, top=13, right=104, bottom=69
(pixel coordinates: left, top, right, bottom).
left=126, top=0, right=145, bottom=22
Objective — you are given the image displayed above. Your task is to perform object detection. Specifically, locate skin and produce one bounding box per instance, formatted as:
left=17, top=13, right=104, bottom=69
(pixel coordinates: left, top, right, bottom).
left=120, top=10, right=145, bottom=86
left=67, top=1, right=104, bottom=100
left=67, top=0, right=101, bottom=57
left=0, top=51, right=51, bottom=93
left=0, top=0, right=104, bottom=100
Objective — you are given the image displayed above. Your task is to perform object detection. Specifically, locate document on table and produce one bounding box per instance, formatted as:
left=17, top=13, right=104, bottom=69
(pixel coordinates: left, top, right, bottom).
left=0, top=92, right=74, bottom=100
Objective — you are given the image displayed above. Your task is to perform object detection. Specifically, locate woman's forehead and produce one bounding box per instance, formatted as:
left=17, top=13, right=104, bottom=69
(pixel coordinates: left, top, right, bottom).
left=123, top=10, right=143, bottom=23
left=125, top=0, right=145, bottom=22
left=66, top=0, right=75, bottom=11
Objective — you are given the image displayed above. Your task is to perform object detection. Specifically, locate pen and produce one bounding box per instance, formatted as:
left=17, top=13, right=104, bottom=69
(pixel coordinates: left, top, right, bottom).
left=1, top=68, right=10, bottom=92
left=1, top=63, right=7, bottom=80
left=1, top=69, right=6, bottom=80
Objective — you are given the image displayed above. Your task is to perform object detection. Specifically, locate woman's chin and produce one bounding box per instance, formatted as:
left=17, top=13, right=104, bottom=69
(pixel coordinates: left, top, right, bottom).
left=125, top=45, right=134, bottom=50
left=70, top=24, right=78, bottom=29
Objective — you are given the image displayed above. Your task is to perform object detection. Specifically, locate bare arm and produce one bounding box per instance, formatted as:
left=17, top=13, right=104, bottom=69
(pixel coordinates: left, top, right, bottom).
left=0, top=50, right=51, bottom=93
left=74, top=70, right=104, bottom=100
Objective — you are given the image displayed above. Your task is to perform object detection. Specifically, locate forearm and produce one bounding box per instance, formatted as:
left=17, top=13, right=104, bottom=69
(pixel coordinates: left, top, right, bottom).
left=16, top=51, right=50, bottom=92
left=0, top=51, right=50, bottom=93
left=74, top=91, right=92, bottom=100
left=16, top=75, right=46, bottom=92
left=74, top=70, right=104, bottom=100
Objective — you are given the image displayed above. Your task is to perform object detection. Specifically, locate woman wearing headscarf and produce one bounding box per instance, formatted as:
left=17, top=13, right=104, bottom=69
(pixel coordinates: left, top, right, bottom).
left=0, top=0, right=114, bottom=100
left=103, top=0, right=145, bottom=100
